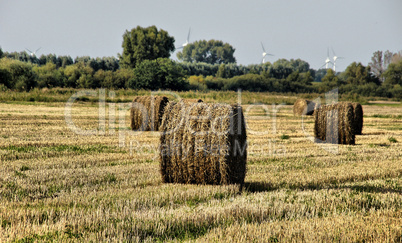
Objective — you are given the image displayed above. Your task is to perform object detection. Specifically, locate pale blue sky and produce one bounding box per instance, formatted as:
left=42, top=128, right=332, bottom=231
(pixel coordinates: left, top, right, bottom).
left=1, top=0, right=401, bottom=71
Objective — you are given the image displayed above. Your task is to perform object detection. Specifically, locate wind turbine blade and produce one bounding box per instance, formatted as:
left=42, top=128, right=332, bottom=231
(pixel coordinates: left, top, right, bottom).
left=327, top=47, right=330, bottom=58
left=319, top=63, right=327, bottom=69
left=261, top=42, right=266, bottom=53
left=35, top=47, right=41, bottom=53
left=331, top=47, right=336, bottom=57
left=26, top=48, right=33, bottom=53
left=187, top=27, right=191, bottom=42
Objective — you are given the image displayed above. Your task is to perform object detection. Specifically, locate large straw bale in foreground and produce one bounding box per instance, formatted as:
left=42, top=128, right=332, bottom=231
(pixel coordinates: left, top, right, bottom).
left=352, top=102, right=363, bottom=135
left=293, top=99, right=317, bottom=116
left=159, top=101, right=247, bottom=185
left=314, top=102, right=355, bottom=145
left=130, top=96, right=169, bottom=131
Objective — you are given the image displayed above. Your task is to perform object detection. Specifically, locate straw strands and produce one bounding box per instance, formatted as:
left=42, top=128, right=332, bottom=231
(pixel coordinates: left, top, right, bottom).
left=314, top=102, right=355, bottom=145
left=130, top=96, right=169, bottom=131
left=159, top=101, right=247, bottom=185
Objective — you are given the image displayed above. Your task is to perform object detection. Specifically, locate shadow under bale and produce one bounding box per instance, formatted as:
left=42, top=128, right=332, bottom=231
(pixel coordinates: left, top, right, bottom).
left=352, top=102, right=363, bottom=135
left=130, top=96, right=169, bottom=131
left=159, top=101, right=247, bottom=185
left=314, top=102, right=355, bottom=145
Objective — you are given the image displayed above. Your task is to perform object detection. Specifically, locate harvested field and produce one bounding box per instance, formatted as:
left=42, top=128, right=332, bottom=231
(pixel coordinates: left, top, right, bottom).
left=0, top=98, right=401, bottom=242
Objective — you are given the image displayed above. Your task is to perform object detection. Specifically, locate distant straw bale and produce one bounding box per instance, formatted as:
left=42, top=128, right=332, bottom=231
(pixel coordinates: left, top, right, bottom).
left=130, top=96, right=169, bottom=131
left=314, top=102, right=355, bottom=145
left=352, top=103, right=363, bottom=135
left=159, top=102, right=247, bottom=185
left=293, top=99, right=317, bottom=116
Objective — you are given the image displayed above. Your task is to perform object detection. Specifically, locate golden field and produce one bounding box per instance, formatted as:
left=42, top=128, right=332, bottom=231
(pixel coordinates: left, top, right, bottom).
left=0, top=94, right=401, bottom=242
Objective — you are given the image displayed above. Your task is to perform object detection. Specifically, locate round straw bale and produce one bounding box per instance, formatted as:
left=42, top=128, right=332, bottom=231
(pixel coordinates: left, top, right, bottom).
left=314, top=102, right=355, bottom=145
left=293, top=99, right=317, bottom=116
left=130, top=96, right=169, bottom=131
left=352, top=103, right=363, bottom=135
left=159, top=102, right=247, bottom=185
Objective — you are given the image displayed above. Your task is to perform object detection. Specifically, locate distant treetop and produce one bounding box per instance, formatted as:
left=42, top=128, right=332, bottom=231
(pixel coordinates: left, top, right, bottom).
left=118, top=25, right=175, bottom=69
left=177, top=39, right=236, bottom=64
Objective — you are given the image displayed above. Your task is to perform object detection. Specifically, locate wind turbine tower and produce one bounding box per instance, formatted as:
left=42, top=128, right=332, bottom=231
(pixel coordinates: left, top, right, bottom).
left=331, top=47, right=344, bottom=72
left=320, top=48, right=333, bottom=69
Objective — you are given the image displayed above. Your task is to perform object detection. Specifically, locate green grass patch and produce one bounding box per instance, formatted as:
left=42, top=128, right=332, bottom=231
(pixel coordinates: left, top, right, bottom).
left=103, top=173, right=117, bottom=183
left=14, top=170, right=27, bottom=178
left=20, top=165, right=30, bottom=171
left=388, top=137, right=398, bottom=143
left=14, top=231, right=63, bottom=242
left=1, top=144, right=126, bottom=154
left=368, top=114, right=402, bottom=119
left=367, top=103, right=401, bottom=107
left=379, top=127, right=402, bottom=131
left=44, top=144, right=124, bottom=153
left=3, top=145, right=37, bottom=153
left=1, top=219, right=11, bottom=228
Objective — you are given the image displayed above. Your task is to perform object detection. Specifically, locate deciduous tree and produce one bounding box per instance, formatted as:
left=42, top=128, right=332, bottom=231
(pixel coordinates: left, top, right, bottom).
left=177, top=40, right=236, bottom=64
left=119, top=26, right=175, bottom=69
left=383, top=60, right=402, bottom=86
left=344, top=62, right=380, bottom=86
left=369, top=50, right=393, bottom=82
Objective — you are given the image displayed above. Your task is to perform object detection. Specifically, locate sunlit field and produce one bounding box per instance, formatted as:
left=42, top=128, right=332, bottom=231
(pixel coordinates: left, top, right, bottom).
left=0, top=93, right=401, bottom=242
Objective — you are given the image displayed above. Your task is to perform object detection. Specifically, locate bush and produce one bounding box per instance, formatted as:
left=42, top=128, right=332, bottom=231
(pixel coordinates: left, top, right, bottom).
left=389, top=84, right=402, bottom=99
left=187, top=76, right=207, bottom=91
left=0, top=58, right=37, bottom=91
left=205, top=77, right=227, bottom=90
left=0, top=83, right=8, bottom=92
left=129, top=58, right=188, bottom=90
left=223, top=74, right=269, bottom=91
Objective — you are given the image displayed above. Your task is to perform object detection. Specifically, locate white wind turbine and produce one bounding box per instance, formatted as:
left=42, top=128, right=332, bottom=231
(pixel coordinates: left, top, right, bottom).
left=331, top=47, right=344, bottom=72
left=320, top=47, right=333, bottom=69
left=261, top=42, right=274, bottom=64
left=176, top=28, right=191, bottom=50
left=25, top=47, right=41, bottom=57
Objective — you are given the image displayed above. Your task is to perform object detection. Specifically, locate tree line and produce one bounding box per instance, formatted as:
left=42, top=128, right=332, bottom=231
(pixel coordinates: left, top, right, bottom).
left=0, top=25, right=401, bottom=99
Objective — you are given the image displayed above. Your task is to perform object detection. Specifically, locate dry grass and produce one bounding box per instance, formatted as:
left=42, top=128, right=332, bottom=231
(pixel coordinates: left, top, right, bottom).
left=0, top=99, right=401, bottom=242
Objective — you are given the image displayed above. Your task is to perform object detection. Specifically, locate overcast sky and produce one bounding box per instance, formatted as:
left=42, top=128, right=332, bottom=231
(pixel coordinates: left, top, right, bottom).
left=1, top=0, right=401, bottom=71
